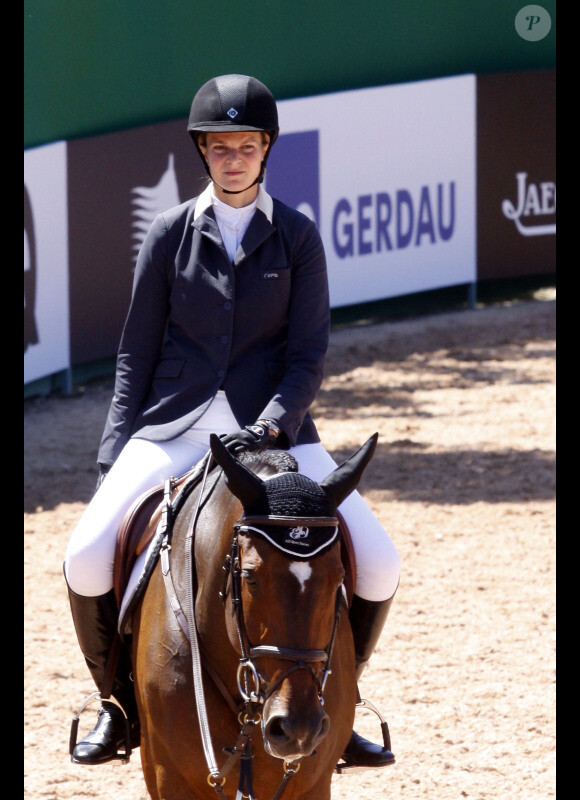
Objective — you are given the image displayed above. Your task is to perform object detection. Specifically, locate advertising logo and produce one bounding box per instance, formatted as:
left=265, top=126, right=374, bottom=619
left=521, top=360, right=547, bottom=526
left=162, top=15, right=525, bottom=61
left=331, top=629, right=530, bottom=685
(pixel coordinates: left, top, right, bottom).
left=331, top=183, right=456, bottom=259
left=24, top=142, right=70, bottom=385
left=131, top=154, right=181, bottom=268
left=265, top=130, right=320, bottom=226
left=476, top=70, right=555, bottom=280
left=67, top=119, right=205, bottom=365
left=24, top=184, right=39, bottom=353
left=288, top=526, right=310, bottom=540
left=501, top=172, right=556, bottom=237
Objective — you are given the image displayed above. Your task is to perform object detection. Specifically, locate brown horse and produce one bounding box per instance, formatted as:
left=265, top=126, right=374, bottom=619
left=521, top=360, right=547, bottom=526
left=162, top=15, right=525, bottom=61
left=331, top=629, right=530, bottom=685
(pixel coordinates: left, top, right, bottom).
left=130, top=433, right=378, bottom=799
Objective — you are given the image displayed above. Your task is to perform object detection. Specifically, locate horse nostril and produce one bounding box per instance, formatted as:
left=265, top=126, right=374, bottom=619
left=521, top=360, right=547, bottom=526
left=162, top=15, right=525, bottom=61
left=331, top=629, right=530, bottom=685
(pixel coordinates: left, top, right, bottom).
left=265, top=709, right=330, bottom=753
left=319, top=714, right=330, bottom=739
left=266, top=716, right=291, bottom=743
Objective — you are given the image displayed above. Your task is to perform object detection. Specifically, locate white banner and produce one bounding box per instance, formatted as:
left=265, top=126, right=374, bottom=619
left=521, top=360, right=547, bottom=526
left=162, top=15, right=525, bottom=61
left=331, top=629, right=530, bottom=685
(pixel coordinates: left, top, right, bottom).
left=24, top=76, right=479, bottom=388
left=24, top=142, right=70, bottom=384
left=269, top=75, right=477, bottom=306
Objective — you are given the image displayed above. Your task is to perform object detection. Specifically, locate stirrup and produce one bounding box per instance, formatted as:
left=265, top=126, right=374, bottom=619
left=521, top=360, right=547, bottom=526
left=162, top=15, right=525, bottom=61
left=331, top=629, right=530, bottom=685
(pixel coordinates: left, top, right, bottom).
left=335, top=697, right=393, bottom=774
left=69, top=691, right=132, bottom=764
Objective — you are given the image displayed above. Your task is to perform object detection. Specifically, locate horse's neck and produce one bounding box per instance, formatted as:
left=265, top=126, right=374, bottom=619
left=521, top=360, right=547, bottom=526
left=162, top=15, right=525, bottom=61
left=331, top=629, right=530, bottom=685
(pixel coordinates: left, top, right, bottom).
left=188, top=479, right=239, bottom=618
left=195, top=482, right=240, bottom=565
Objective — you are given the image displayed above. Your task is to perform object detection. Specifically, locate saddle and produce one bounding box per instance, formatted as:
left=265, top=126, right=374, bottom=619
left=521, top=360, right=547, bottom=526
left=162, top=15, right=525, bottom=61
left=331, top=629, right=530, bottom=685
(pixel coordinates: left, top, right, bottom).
left=113, top=460, right=357, bottom=616
left=112, top=458, right=206, bottom=609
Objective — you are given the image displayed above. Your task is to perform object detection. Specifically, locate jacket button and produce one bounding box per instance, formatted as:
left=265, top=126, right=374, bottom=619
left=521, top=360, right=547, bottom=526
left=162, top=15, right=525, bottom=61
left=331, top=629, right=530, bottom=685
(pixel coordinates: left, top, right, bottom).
left=224, top=301, right=232, bottom=310
left=220, top=335, right=229, bottom=344
left=218, top=369, right=225, bottom=378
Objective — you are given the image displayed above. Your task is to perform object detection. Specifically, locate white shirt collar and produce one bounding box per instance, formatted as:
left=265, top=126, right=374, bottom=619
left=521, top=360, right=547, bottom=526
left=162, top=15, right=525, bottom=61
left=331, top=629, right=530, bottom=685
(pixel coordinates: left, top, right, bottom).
left=194, top=183, right=273, bottom=223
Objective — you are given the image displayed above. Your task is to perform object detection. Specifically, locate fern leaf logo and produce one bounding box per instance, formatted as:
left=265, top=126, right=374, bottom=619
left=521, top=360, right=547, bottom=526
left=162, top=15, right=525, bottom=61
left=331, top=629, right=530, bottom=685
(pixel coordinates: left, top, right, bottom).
left=131, top=154, right=181, bottom=269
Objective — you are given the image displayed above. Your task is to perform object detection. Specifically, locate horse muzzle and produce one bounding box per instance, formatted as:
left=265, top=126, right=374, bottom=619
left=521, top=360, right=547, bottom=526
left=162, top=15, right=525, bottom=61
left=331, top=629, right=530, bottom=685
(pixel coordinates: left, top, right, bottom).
left=261, top=679, right=330, bottom=760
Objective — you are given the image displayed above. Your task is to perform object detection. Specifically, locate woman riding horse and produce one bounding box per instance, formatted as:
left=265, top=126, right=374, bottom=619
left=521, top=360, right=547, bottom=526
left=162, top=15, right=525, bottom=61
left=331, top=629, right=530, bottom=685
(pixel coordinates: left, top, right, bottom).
left=64, top=73, right=401, bottom=770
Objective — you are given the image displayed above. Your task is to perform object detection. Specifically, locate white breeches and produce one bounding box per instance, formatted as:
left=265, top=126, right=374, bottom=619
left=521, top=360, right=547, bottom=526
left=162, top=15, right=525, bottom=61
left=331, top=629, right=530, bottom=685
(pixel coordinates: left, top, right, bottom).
left=64, top=393, right=400, bottom=602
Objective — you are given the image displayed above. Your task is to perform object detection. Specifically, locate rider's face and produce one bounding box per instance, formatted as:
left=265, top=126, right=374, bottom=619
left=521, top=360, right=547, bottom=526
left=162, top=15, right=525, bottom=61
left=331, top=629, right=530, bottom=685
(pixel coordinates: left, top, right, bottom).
left=199, top=131, right=269, bottom=206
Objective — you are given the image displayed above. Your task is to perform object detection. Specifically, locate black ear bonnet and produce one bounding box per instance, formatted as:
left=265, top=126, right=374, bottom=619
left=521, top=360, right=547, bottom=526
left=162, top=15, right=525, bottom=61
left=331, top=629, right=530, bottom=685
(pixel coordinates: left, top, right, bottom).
left=239, top=472, right=340, bottom=560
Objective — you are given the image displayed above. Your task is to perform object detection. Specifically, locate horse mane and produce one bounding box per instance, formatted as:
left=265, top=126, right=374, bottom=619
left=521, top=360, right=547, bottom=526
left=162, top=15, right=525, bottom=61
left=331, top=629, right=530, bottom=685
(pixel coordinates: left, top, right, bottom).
left=237, top=448, right=299, bottom=477
left=234, top=448, right=336, bottom=521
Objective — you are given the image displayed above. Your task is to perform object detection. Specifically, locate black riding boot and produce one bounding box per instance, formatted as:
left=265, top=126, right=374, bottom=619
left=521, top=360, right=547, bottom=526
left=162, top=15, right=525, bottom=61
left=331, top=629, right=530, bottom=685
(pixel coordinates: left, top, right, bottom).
left=340, top=594, right=396, bottom=770
left=66, top=584, right=140, bottom=764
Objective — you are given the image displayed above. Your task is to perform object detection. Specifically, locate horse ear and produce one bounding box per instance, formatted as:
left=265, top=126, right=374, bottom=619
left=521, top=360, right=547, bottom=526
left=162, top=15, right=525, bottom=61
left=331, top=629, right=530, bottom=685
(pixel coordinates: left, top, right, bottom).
left=209, top=433, right=265, bottom=507
left=319, top=433, right=379, bottom=510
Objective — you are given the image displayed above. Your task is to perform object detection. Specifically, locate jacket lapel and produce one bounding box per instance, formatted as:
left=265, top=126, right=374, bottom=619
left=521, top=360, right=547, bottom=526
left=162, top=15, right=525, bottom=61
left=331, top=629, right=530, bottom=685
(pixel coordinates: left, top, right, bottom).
left=192, top=210, right=224, bottom=251
left=192, top=184, right=225, bottom=251
left=234, top=209, right=275, bottom=266
left=192, top=183, right=276, bottom=265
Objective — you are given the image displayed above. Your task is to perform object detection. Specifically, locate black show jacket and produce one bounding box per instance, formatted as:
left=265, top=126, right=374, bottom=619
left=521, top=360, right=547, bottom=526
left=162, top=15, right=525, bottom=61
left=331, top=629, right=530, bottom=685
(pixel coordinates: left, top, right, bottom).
left=98, top=186, right=330, bottom=467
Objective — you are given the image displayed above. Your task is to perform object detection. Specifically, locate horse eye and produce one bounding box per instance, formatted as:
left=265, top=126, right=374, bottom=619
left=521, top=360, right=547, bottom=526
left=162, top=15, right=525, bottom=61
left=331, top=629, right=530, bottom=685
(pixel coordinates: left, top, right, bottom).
left=241, top=571, right=257, bottom=587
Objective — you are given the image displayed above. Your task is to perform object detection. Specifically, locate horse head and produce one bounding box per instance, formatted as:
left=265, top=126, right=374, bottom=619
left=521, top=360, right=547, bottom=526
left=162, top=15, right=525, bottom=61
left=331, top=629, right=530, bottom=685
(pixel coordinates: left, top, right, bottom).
left=209, top=433, right=378, bottom=762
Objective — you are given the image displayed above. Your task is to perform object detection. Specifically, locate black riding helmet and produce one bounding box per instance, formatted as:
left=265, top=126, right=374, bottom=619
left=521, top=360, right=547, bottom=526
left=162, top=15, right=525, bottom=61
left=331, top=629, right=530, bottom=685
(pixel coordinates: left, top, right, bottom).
left=187, top=74, right=279, bottom=192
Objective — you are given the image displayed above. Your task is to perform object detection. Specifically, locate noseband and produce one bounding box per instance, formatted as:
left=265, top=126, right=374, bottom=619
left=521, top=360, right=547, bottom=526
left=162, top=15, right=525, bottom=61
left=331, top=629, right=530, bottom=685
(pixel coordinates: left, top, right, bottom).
left=226, top=514, right=343, bottom=707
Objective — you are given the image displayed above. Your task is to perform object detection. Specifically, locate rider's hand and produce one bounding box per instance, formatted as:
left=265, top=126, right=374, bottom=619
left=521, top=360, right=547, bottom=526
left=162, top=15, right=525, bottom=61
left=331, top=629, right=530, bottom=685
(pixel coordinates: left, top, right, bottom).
left=220, top=421, right=279, bottom=455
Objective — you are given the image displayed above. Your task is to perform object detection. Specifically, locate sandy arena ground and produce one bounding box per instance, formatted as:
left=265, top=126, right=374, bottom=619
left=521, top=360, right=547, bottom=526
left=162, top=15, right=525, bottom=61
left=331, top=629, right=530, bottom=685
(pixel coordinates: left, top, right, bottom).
left=24, top=293, right=556, bottom=799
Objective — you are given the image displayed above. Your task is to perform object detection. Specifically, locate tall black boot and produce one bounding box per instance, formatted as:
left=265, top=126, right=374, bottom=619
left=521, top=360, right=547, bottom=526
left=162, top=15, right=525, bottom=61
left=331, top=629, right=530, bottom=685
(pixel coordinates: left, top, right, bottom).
left=66, top=584, right=140, bottom=764
left=339, top=594, right=396, bottom=771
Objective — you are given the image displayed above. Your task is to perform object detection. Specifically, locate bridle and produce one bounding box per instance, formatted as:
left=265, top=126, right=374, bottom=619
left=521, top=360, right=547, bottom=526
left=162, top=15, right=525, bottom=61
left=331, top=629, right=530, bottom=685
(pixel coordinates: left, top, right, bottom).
left=161, top=456, right=346, bottom=799
left=227, top=514, right=343, bottom=708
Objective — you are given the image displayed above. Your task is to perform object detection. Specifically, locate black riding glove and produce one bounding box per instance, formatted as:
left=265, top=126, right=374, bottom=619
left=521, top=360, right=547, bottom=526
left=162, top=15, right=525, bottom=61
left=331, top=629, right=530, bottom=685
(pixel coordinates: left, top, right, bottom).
left=220, top=420, right=280, bottom=456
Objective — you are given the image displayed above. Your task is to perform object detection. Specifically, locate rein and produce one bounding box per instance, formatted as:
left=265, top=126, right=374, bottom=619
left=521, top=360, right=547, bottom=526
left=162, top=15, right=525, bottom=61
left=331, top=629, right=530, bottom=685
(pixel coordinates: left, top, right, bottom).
left=160, top=456, right=345, bottom=799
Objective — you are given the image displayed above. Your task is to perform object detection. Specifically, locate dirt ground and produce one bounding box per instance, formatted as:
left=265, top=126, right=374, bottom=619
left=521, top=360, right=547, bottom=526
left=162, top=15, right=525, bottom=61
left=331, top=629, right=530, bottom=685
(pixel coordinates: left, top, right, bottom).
left=24, top=291, right=556, bottom=799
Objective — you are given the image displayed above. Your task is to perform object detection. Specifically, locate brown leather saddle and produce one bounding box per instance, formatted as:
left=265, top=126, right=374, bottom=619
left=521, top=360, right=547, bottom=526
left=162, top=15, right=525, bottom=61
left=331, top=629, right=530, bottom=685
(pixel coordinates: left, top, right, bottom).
left=112, top=460, right=201, bottom=609
left=113, top=464, right=357, bottom=613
